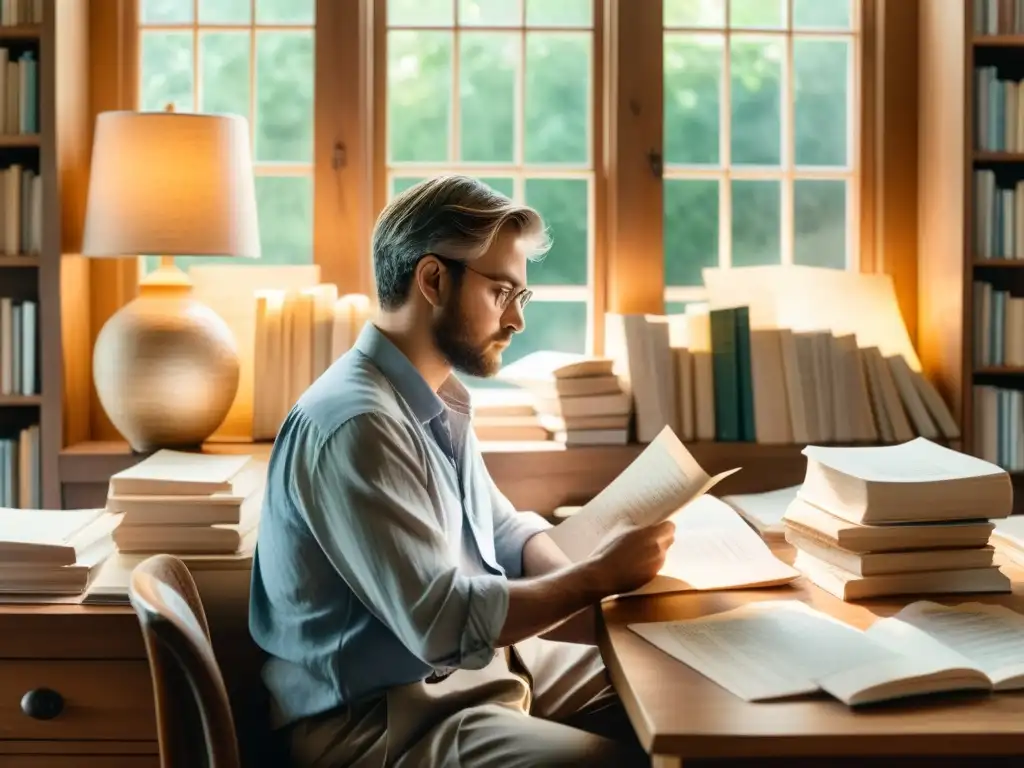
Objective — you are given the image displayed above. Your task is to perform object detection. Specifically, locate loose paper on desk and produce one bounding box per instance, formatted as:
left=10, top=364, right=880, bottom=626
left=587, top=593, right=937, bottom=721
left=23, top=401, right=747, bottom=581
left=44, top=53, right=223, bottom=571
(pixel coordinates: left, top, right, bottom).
left=628, top=600, right=996, bottom=706
left=622, top=495, right=799, bottom=597
left=545, top=426, right=740, bottom=562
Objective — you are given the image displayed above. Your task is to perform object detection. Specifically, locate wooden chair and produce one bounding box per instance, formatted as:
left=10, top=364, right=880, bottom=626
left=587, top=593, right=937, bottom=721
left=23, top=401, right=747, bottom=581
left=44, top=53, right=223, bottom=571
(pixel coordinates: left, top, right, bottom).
left=129, top=553, right=242, bottom=768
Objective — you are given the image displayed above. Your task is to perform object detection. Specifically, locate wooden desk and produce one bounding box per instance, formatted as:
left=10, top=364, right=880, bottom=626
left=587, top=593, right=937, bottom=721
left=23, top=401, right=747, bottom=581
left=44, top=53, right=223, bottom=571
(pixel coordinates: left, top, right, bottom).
left=599, top=546, right=1024, bottom=767
left=0, top=566, right=271, bottom=768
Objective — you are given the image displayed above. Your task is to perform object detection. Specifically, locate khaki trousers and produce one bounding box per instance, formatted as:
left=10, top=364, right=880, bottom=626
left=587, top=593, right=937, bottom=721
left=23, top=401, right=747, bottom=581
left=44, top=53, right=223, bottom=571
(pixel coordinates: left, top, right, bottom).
left=288, top=636, right=649, bottom=767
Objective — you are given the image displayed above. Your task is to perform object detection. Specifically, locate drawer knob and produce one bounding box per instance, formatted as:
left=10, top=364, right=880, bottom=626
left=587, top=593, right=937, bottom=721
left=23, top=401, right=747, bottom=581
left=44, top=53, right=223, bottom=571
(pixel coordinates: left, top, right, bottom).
left=20, top=688, right=64, bottom=720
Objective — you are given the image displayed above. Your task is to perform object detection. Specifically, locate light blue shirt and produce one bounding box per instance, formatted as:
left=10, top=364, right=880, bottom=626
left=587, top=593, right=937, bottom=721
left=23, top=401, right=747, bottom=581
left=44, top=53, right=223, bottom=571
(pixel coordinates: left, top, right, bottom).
left=248, top=323, right=552, bottom=727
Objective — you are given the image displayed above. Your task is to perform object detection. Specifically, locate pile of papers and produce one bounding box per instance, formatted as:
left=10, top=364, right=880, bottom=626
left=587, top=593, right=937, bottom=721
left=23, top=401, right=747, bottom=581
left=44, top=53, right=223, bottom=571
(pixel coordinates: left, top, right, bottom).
left=0, top=507, right=120, bottom=597
left=106, top=450, right=262, bottom=555
left=991, top=517, right=1024, bottom=566
left=782, top=438, right=1013, bottom=600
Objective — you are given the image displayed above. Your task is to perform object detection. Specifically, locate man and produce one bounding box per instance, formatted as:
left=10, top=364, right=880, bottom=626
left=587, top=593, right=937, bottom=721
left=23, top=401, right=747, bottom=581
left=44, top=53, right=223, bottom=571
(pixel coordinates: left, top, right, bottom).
left=250, top=175, right=675, bottom=767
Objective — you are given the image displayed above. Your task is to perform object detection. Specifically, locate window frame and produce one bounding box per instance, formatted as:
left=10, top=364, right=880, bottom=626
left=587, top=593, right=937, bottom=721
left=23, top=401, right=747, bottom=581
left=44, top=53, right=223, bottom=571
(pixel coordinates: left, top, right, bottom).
left=661, top=0, right=865, bottom=307
left=86, top=0, right=891, bottom=442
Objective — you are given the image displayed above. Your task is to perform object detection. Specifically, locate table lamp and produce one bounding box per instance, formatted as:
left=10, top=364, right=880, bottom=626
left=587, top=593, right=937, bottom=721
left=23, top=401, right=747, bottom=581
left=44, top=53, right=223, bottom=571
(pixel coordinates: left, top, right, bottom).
left=81, top=109, right=260, bottom=453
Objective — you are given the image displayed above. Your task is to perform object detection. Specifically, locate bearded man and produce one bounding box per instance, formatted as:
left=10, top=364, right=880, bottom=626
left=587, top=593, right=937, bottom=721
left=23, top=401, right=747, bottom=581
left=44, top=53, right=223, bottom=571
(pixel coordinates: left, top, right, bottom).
left=249, top=175, right=674, bottom=767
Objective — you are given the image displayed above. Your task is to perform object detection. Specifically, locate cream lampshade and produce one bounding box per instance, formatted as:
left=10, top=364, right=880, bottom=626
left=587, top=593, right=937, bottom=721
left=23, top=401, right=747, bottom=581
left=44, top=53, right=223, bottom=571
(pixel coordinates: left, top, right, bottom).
left=81, top=109, right=260, bottom=453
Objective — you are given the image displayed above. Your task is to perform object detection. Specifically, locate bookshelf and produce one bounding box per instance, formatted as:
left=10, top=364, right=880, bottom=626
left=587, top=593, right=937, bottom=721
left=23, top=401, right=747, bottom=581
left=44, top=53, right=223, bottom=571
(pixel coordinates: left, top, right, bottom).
left=919, top=0, right=1024, bottom=476
left=0, top=3, right=89, bottom=510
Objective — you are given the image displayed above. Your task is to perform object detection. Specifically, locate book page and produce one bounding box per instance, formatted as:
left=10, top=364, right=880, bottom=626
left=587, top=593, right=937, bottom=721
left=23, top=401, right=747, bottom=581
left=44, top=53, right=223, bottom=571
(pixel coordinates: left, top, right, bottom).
left=624, top=496, right=799, bottom=596
left=629, top=601, right=901, bottom=702
left=545, top=427, right=740, bottom=561
left=874, top=601, right=1024, bottom=688
left=802, top=438, right=1005, bottom=483
left=721, top=485, right=799, bottom=536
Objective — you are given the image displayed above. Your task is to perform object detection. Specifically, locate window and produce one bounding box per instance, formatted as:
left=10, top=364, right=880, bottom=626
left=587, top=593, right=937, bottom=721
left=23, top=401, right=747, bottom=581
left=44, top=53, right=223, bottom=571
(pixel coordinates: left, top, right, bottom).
left=137, top=0, right=315, bottom=271
left=662, top=0, right=859, bottom=310
left=384, top=0, right=597, bottom=375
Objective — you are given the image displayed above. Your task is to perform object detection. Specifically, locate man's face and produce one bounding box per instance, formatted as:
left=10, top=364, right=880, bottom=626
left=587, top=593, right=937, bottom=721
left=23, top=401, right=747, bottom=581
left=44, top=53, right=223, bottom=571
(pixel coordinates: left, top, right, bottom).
left=432, top=227, right=530, bottom=378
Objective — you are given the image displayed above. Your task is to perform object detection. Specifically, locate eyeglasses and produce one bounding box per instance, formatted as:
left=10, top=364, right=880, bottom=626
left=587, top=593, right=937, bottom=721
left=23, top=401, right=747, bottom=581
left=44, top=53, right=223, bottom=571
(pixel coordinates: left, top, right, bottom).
left=430, top=254, right=533, bottom=311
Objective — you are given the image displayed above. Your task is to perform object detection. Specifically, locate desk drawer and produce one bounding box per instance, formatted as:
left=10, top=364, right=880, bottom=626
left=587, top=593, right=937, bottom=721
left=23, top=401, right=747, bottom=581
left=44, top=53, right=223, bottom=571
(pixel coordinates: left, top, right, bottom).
left=0, top=660, right=156, bottom=741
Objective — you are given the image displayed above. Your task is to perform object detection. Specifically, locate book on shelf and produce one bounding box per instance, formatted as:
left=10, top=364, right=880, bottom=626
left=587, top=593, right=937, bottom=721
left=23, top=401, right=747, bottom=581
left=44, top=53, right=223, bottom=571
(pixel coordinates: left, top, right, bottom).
left=252, top=287, right=375, bottom=441
left=0, top=507, right=121, bottom=597
left=974, top=0, right=1024, bottom=35
left=784, top=438, right=1013, bottom=600
left=0, top=3, right=43, bottom=29
left=0, top=47, right=38, bottom=136
left=0, top=423, right=38, bottom=508
left=628, top=599, right=1024, bottom=707
left=0, top=295, right=37, bottom=395
left=493, top=351, right=630, bottom=445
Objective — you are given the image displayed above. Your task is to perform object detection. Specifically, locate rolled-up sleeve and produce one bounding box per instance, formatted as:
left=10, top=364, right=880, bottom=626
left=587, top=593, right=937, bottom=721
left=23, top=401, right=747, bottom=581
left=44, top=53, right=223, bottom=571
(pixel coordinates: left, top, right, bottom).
left=489, top=480, right=553, bottom=579
left=299, top=412, right=509, bottom=670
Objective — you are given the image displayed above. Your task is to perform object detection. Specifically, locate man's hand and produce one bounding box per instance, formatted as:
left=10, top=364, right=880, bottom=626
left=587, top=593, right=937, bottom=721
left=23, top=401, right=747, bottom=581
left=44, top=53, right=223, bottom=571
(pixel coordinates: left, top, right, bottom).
left=588, top=521, right=676, bottom=595
left=496, top=521, right=675, bottom=648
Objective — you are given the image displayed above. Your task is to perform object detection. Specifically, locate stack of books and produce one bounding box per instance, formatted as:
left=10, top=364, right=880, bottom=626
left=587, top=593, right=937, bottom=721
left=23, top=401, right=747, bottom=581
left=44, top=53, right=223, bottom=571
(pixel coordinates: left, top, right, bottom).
left=496, top=351, right=631, bottom=445
left=470, top=389, right=550, bottom=442
left=106, top=450, right=262, bottom=555
left=782, top=437, right=1014, bottom=600
left=991, top=517, right=1024, bottom=567
left=0, top=507, right=120, bottom=598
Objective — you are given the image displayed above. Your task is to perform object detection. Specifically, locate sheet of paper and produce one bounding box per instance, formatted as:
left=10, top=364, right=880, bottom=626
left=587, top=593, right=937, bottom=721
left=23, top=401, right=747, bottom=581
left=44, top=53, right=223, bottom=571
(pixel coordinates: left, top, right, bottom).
left=721, top=485, right=799, bottom=537
left=802, top=438, right=1005, bottom=483
left=624, top=495, right=799, bottom=596
left=629, top=601, right=899, bottom=702
left=876, top=601, right=1024, bottom=688
left=545, top=427, right=740, bottom=561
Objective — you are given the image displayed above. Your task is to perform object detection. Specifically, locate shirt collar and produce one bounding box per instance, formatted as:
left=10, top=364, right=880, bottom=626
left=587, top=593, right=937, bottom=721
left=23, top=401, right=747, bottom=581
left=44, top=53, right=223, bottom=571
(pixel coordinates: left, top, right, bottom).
left=353, top=322, right=472, bottom=423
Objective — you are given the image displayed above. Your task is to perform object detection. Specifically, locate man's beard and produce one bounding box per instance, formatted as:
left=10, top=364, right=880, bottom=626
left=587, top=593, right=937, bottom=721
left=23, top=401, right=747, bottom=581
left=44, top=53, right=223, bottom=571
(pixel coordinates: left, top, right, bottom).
left=432, top=293, right=509, bottom=378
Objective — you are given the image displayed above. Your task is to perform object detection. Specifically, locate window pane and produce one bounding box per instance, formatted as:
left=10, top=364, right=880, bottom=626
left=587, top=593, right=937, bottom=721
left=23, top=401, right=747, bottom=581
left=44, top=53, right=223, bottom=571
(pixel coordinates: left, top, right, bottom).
left=793, top=0, right=852, bottom=30
left=459, top=0, right=522, bottom=27
left=480, top=177, right=516, bottom=197
left=255, top=31, right=313, bottom=163
left=525, top=33, right=590, bottom=164
left=465, top=300, right=589, bottom=389
left=731, top=179, right=780, bottom=267
left=142, top=0, right=192, bottom=23
left=257, top=0, right=314, bottom=24
left=664, top=34, right=721, bottom=166
left=140, top=31, right=194, bottom=112
left=794, top=179, right=846, bottom=269
left=794, top=39, right=849, bottom=167
left=254, top=175, right=313, bottom=264
left=200, top=32, right=250, bottom=119
left=664, top=0, right=725, bottom=28
left=200, top=0, right=250, bottom=23
left=388, top=0, right=454, bottom=26
left=664, top=179, right=718, bottom=286
left=525, top=0, right=591, bottom=27
left=390, top=176, right=514, bottom=199
left=730, top=36, right=782, bottom=166
left=388, top=30, right=453, bottom=162
left=730, top=0, right=784, bottom=28
left=460, top=32, right=517, bottom=163
left=665, top=301, right=699, bottom=314
left=391, top=176, right=425, bottom=196
left=524, top=178, right=588, bottom=286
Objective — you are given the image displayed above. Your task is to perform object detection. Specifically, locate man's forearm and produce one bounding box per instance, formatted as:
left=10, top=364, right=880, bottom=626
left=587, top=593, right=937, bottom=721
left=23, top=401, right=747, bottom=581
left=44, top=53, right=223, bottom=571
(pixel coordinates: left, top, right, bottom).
left=495, top=561, right=607, bottom=647
left=520, top=531, right=598, bottom=644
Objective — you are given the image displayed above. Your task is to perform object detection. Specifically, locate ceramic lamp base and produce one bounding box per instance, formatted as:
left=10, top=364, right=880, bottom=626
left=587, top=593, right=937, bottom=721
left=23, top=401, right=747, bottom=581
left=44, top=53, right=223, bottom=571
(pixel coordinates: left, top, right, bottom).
left=92, top=259, right=240, bottom=454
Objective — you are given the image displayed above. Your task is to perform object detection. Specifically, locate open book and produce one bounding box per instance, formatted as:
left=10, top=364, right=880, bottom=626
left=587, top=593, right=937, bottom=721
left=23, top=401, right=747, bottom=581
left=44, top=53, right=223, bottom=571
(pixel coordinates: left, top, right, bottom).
left=629, top=599, right=1024, bottom=706
left=545, top=426, right=740, bottom=562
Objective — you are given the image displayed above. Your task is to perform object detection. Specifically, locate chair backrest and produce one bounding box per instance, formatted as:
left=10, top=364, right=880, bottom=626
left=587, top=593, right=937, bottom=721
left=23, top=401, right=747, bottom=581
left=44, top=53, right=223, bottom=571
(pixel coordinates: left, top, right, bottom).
left=129, top=554, right=242, bottom=768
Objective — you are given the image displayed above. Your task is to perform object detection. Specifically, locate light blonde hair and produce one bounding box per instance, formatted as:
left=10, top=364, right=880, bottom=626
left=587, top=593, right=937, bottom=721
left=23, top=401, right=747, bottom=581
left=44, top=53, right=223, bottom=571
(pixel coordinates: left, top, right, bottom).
left=371, top=175, right=551, bottom=310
